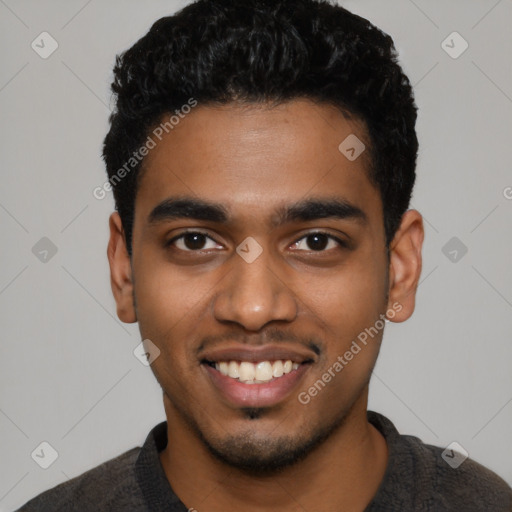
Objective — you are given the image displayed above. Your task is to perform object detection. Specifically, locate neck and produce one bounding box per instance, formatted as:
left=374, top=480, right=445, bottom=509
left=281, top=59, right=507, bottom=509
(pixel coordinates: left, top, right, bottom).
left=159, top=392, right=388, bottom=512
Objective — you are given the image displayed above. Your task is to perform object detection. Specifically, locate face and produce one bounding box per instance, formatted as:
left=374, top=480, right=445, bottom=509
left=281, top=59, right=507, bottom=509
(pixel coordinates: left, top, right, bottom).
left=108, top=99, right=423, bottom=473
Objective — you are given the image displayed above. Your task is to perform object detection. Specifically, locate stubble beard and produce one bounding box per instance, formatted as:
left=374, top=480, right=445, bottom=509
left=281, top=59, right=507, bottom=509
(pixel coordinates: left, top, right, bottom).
left=172, top=377, right=371, bottom=477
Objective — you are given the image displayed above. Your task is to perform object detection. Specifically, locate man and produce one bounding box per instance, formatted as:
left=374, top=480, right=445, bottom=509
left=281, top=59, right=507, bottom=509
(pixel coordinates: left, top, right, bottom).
left=18, top=0, right=512, bottom=510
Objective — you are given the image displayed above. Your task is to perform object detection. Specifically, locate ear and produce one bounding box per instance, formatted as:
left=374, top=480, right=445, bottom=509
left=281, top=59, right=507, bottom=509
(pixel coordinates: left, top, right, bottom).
left=107, top=212, right=137, bottom=323
left=386, top=209, right=424, bottom=323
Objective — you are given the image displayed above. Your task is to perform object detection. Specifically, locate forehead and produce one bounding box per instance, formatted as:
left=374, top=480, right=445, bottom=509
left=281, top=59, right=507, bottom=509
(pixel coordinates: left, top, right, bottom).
left=135, top=99, right=382, bottom=229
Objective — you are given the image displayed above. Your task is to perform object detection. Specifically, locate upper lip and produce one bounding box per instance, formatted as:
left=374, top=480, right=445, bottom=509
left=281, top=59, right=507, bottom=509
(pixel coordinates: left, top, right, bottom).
left=200, top=344, right=317, bottom=364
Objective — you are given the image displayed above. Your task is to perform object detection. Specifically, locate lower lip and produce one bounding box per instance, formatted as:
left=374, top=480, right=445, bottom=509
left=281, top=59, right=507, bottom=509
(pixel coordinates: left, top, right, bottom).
left=203, top=363, right=311, bottom=408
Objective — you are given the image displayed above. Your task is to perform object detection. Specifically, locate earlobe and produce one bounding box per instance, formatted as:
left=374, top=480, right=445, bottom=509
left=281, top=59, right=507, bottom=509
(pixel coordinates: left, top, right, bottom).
left=386, top=209, right=424, bottom=323
left=107, top=212, right=137, bottom=323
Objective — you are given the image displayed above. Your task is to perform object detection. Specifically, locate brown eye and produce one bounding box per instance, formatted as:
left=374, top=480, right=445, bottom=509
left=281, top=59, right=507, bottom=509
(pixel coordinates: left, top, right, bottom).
left=291, top=232, right=345, bottom=252
left=167, top=231, right=221, bottom=252
left=181, top=233, right=207, bottom=250
left=305, top=233, right=329, bottom=251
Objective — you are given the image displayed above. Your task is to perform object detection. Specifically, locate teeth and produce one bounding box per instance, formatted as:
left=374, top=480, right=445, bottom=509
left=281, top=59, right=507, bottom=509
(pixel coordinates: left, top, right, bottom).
left=272, top=360, right=284, bottom=378
left=228, top=361, right=239, bottom=379
left=213, top=359, right=299, bottom=383
left=239, top=362, right=256, bottom=381
left=219, top=361, right=229, bottom=376
left=255, top=361, right=273, bottom=382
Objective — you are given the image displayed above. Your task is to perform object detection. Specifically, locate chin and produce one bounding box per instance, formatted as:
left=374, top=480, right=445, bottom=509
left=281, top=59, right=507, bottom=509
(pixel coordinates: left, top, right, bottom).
left=197, top=414, right=344, bottom=476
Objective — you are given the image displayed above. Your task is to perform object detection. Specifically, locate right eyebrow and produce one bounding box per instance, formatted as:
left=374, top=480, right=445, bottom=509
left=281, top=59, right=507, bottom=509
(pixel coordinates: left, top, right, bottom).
left=148, top=197, right=229, bottom=225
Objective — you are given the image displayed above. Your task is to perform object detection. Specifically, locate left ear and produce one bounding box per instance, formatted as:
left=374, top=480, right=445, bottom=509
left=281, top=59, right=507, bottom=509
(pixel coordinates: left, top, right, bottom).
left=386, top=209, right=424, bottom=323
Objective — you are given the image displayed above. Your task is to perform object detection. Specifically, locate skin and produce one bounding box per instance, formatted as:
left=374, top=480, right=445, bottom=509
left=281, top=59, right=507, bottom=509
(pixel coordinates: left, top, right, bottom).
left=107, top=99, right=424, bottom=511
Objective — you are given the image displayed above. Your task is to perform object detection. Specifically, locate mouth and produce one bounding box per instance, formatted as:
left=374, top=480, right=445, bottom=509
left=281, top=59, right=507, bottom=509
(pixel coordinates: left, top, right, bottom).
left=206, top=359, right=300, bottom=384
left=205, top=359, right=302, bottom=384
left=200, top=346, right=316, bottom=408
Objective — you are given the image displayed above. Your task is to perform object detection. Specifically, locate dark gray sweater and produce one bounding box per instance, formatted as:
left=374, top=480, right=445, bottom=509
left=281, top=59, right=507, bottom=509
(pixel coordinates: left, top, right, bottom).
left=16, top=411, right=512, bottom=511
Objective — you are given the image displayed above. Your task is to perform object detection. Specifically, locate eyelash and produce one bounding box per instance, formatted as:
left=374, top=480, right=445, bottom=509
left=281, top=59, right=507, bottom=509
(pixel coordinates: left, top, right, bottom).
left=166, top=230, right=348, bottom=253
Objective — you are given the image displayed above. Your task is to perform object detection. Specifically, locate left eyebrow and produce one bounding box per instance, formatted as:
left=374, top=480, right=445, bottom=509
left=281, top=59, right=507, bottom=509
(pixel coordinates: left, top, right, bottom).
left=271, top=197, right=368, bottom=227
left=147, top=196, right=367, bottom=227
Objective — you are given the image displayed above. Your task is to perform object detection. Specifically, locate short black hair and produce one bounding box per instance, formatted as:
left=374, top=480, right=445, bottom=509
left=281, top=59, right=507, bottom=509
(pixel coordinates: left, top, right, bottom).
left=102, top=0, right=418, bottom=255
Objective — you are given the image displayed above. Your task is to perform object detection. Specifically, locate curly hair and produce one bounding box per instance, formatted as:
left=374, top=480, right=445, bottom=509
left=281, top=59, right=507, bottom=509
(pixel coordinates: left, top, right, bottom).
left=102, top=0, right=418, bottom=255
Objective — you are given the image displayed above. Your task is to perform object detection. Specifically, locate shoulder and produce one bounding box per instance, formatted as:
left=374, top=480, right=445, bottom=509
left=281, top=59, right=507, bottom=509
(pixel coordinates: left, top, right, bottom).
left=367, top=411, right=512, bottom=511
left=403, top=433, right=512, bottom=510
left=16, top=447, right=146, bottom=511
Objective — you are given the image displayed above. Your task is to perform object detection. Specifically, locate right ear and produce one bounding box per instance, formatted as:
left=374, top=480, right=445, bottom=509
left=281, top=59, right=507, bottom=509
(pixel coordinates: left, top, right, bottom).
left=107, top=212, right=137, bottom=323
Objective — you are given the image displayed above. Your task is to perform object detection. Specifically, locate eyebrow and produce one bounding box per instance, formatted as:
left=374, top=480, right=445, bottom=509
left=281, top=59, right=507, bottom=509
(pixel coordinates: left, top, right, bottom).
left=148, top=196, right=367, bottom=227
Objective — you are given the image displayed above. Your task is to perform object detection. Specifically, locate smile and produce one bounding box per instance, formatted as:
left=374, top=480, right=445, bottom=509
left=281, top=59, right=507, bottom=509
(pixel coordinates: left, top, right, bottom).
left=203, top=360, right=312, bottom=408
left=212, top=359, right=301, bottom=384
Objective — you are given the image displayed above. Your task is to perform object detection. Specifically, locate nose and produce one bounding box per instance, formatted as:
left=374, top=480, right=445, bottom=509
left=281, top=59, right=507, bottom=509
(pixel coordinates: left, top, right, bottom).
left=213, top=248, right=298, bottom=331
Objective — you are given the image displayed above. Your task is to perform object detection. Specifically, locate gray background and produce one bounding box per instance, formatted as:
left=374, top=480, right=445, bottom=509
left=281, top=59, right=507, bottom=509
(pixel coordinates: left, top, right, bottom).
left=1, top=0, right=511, bottom=509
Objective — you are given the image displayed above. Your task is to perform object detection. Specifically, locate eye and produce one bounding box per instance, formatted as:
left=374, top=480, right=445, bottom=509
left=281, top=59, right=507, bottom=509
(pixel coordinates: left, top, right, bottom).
left=290, top=232, right=346, bottom=252
left=167, top=231, right=222, bottom=252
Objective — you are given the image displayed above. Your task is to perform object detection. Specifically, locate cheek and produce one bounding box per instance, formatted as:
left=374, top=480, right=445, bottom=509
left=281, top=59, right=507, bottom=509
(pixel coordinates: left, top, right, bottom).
left=136, top=259, right=204, bottom=318
left=296, top=251, right=388, bottom=396
left=299, top=256, right=388, bottom=337
left=133, top=268, right=209, bottom=400
left=132, top=262, right=214, bottom=367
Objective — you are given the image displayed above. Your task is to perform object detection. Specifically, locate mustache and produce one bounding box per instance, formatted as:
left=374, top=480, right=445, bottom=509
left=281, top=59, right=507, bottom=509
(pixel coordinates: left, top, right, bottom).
left=196, top=327, right=322, bottom=356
